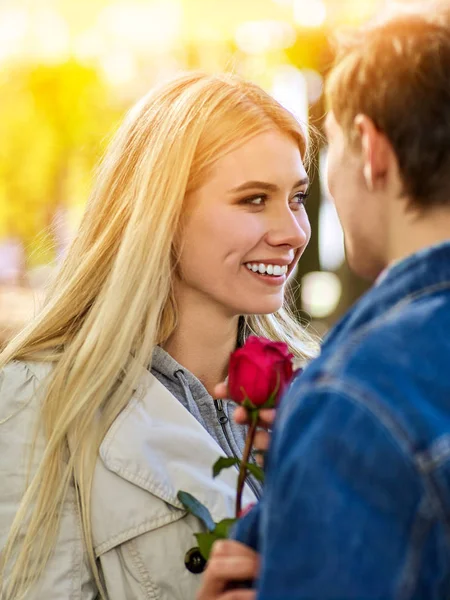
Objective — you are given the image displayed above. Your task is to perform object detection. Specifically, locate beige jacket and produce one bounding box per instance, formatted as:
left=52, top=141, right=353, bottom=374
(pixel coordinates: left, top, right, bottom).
left=0, top=360, right=256, bottom=599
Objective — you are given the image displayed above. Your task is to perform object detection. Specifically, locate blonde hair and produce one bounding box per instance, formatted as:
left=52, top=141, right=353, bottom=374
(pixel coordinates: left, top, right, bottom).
left=0, top=71, right=318, bottom=598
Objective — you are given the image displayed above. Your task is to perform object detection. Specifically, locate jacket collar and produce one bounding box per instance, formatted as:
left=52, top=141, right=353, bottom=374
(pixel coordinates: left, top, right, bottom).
left=325, top=240, right=450, bottom=349
left=98, top=366, right=256, bottom=522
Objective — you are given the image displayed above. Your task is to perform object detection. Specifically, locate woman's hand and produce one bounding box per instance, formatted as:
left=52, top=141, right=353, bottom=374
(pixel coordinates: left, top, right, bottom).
left=197, top=540, right=259, bottom=600
left=214, top=382, right=275, bottom=466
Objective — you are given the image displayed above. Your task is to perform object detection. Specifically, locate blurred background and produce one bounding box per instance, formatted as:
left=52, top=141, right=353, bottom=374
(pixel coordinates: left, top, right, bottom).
left=0, top=0, right=419, bottom=344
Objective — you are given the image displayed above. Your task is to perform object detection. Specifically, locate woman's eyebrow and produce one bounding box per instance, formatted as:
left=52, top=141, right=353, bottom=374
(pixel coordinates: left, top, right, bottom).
left=228, top=178, right=309, bottom=193
left=292, top=178, right=310, bottom=189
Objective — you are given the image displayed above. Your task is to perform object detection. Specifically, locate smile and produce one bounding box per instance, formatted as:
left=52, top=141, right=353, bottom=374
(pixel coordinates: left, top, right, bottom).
left=244, top=263, right=289, bottom=276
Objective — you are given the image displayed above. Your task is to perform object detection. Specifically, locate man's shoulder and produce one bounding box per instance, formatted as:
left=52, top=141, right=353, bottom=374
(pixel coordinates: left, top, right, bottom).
left=321, top=289, right=450, bottom=378
left=291, top=292, right=450, bottom=463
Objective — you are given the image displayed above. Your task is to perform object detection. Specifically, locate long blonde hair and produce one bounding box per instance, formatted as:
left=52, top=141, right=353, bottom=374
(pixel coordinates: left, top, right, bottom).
left=0, top=71, right=318, bottom=598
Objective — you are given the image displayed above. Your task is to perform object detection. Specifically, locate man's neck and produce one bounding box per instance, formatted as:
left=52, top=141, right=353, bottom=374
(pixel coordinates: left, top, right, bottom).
left=387, top=204, right=450, bottom=267
left=162, top=294, right=239, bottom=397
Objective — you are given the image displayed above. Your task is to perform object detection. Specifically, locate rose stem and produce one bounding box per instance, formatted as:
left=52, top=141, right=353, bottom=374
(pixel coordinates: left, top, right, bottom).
left=235, top=412, right=258, bottom=518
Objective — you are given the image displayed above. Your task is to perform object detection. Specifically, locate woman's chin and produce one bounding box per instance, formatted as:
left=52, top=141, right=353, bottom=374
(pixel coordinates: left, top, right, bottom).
left=237, top=298, right=284, bottom=316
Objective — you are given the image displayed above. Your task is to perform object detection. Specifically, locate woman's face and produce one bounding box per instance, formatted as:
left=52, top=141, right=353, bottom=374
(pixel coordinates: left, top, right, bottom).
left=176, top=130, right=311, bottom=317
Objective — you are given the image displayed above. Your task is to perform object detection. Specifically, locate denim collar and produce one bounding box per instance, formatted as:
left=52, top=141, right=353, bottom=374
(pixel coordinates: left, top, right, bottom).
left=325, top=240, right=450, bottom=347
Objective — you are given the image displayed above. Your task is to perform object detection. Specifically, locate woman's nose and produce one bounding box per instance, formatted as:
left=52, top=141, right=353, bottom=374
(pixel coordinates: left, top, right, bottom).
left=264, top=206, right=310, bottom=249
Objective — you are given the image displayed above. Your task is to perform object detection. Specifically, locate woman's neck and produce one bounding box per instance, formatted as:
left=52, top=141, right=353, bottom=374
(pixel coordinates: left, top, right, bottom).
left=162, top=300, right=239, bottom=396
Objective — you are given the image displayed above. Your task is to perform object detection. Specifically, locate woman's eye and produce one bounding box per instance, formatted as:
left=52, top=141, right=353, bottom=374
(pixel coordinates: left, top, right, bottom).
left=290, top=191, right=309, bottom=210
left=243, top=195, right=266, bottom=206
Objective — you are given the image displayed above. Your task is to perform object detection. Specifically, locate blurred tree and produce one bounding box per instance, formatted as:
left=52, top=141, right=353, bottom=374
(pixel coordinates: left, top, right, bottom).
left=286, top=28, right=334, bottom=74
left=0, top=60, right=120, bottom=274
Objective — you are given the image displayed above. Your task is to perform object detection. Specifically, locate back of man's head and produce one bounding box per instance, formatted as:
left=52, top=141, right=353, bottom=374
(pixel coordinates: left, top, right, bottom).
left=326, top=9, right=450, bottom=208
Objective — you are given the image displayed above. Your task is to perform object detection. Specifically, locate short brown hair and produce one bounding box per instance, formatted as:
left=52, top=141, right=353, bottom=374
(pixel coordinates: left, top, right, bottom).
left=326, top=12, right=450, bottom=207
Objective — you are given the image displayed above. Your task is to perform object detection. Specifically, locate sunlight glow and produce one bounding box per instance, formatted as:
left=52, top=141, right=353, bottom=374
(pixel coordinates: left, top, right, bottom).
left=73, top=29, right=106, bottom=62
left=0, top=8, right=29, bottom=61
left=235, top=20, right=296, bottom=54
left=319, top=148, right=345, bottom=272
left=301, top=68, right=323, bottom=104
left=33, top=9, right=70, bottom=61
left=100, top=49, right=137, bottom=86
left=99, top=1, right=182, bottom=54
left=270, top=66, right=308, bottom=127
left=293, top=0, right=327, bottom=28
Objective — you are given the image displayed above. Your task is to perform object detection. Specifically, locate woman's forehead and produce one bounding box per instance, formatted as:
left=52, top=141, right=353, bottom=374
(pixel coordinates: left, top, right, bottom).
left=200, top=131, right=306, bottom=190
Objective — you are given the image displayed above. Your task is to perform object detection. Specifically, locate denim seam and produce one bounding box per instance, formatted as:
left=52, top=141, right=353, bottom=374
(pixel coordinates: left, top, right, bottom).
left=325, top=282, right=450, bottom=373
left=415, top=438, right=450, bottom=536
left=299, top=377, right=417, bottom=460
left=416, top=435, right=450, bottom=471
left=396, top=496, right=433, bottom=600
left=415, top=469, right=450, bottom=543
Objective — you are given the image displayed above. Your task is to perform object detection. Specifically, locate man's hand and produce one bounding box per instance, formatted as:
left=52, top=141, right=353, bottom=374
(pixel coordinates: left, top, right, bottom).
left=197, top=540, right=259, bottom=600
left=214, top=382, right=275, bottom=466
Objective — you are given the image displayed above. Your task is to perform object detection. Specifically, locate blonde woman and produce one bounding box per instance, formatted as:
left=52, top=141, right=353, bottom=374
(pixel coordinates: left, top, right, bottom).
left=0, top=72, right=317, bottom=600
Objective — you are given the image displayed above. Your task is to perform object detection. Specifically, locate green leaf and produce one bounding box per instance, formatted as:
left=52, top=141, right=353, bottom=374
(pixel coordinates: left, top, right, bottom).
left=212, top=456, right=240, bottom=478
left=213, top=517, right=237, bottom=538
left=246, top=462, right=265, bottom=482
left=195, top=532, right=220, bottom=560
left=194, top=519, right=237, bottom=560
left=177, top=491, right=215, bottom=532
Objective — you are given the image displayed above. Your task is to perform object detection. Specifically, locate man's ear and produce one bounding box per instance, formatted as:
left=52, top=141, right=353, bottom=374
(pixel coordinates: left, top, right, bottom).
left=354, top=114, right=391, bottom=192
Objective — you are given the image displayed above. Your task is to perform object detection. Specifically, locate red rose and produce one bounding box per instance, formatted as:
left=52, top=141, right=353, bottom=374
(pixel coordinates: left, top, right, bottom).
left=228, top=336, right=294, bottom=408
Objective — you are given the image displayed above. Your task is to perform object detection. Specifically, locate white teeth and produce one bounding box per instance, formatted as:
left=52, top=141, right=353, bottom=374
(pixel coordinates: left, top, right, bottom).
left=273, top=265, right=282, bottom=276
left=245, top=263, right=288, bottom=276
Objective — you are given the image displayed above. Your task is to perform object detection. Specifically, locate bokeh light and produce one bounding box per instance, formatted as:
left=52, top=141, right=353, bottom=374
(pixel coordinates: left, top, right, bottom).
left=301, top=271, right=342, bottom=319
left=293, top=0, right=327, bottom=28
left=0, top=0, right=395, bottom=340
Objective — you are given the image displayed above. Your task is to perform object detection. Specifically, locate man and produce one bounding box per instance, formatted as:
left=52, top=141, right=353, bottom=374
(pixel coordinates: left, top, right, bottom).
left=199, top=9, right=450, bottom=600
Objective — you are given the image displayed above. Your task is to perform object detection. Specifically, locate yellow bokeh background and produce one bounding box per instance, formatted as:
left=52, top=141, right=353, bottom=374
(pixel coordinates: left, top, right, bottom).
left=0, top=0, right=413, bottom=338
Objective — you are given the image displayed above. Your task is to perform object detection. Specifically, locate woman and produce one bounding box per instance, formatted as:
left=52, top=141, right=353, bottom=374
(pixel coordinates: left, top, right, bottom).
left=0, top=72, right=317, bottom=599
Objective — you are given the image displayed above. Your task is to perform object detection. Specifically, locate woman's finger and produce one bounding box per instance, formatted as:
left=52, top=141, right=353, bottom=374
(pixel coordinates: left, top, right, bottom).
left=233, top=406, right=248, bottom=424
left=253, top=430, right=270, bottom=453
left=252, top=428, right=270, bottom=467
left=211, top=540, right=258, bottom=559
left=197, top=541, right=259, bottom=600
left=234, top=407, right=276, bottom=429
left=257, top=409, right=276, bottom=428
left=214, top=381, right=228, bottom=399
left=218, top=591, right=256, bottom=600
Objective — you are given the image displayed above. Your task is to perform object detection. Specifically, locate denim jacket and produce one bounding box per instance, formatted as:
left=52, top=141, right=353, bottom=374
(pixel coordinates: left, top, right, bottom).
left=235, top=241, right=450, bottom=600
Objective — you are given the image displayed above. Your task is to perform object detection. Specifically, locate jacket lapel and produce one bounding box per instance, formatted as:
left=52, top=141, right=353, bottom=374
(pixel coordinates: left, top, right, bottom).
left=98, top=367, right=256, bottom=523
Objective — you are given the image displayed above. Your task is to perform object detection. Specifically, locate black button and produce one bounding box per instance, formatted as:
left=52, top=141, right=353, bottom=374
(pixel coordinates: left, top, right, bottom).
left=184, top=547, right=207, bottom=574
